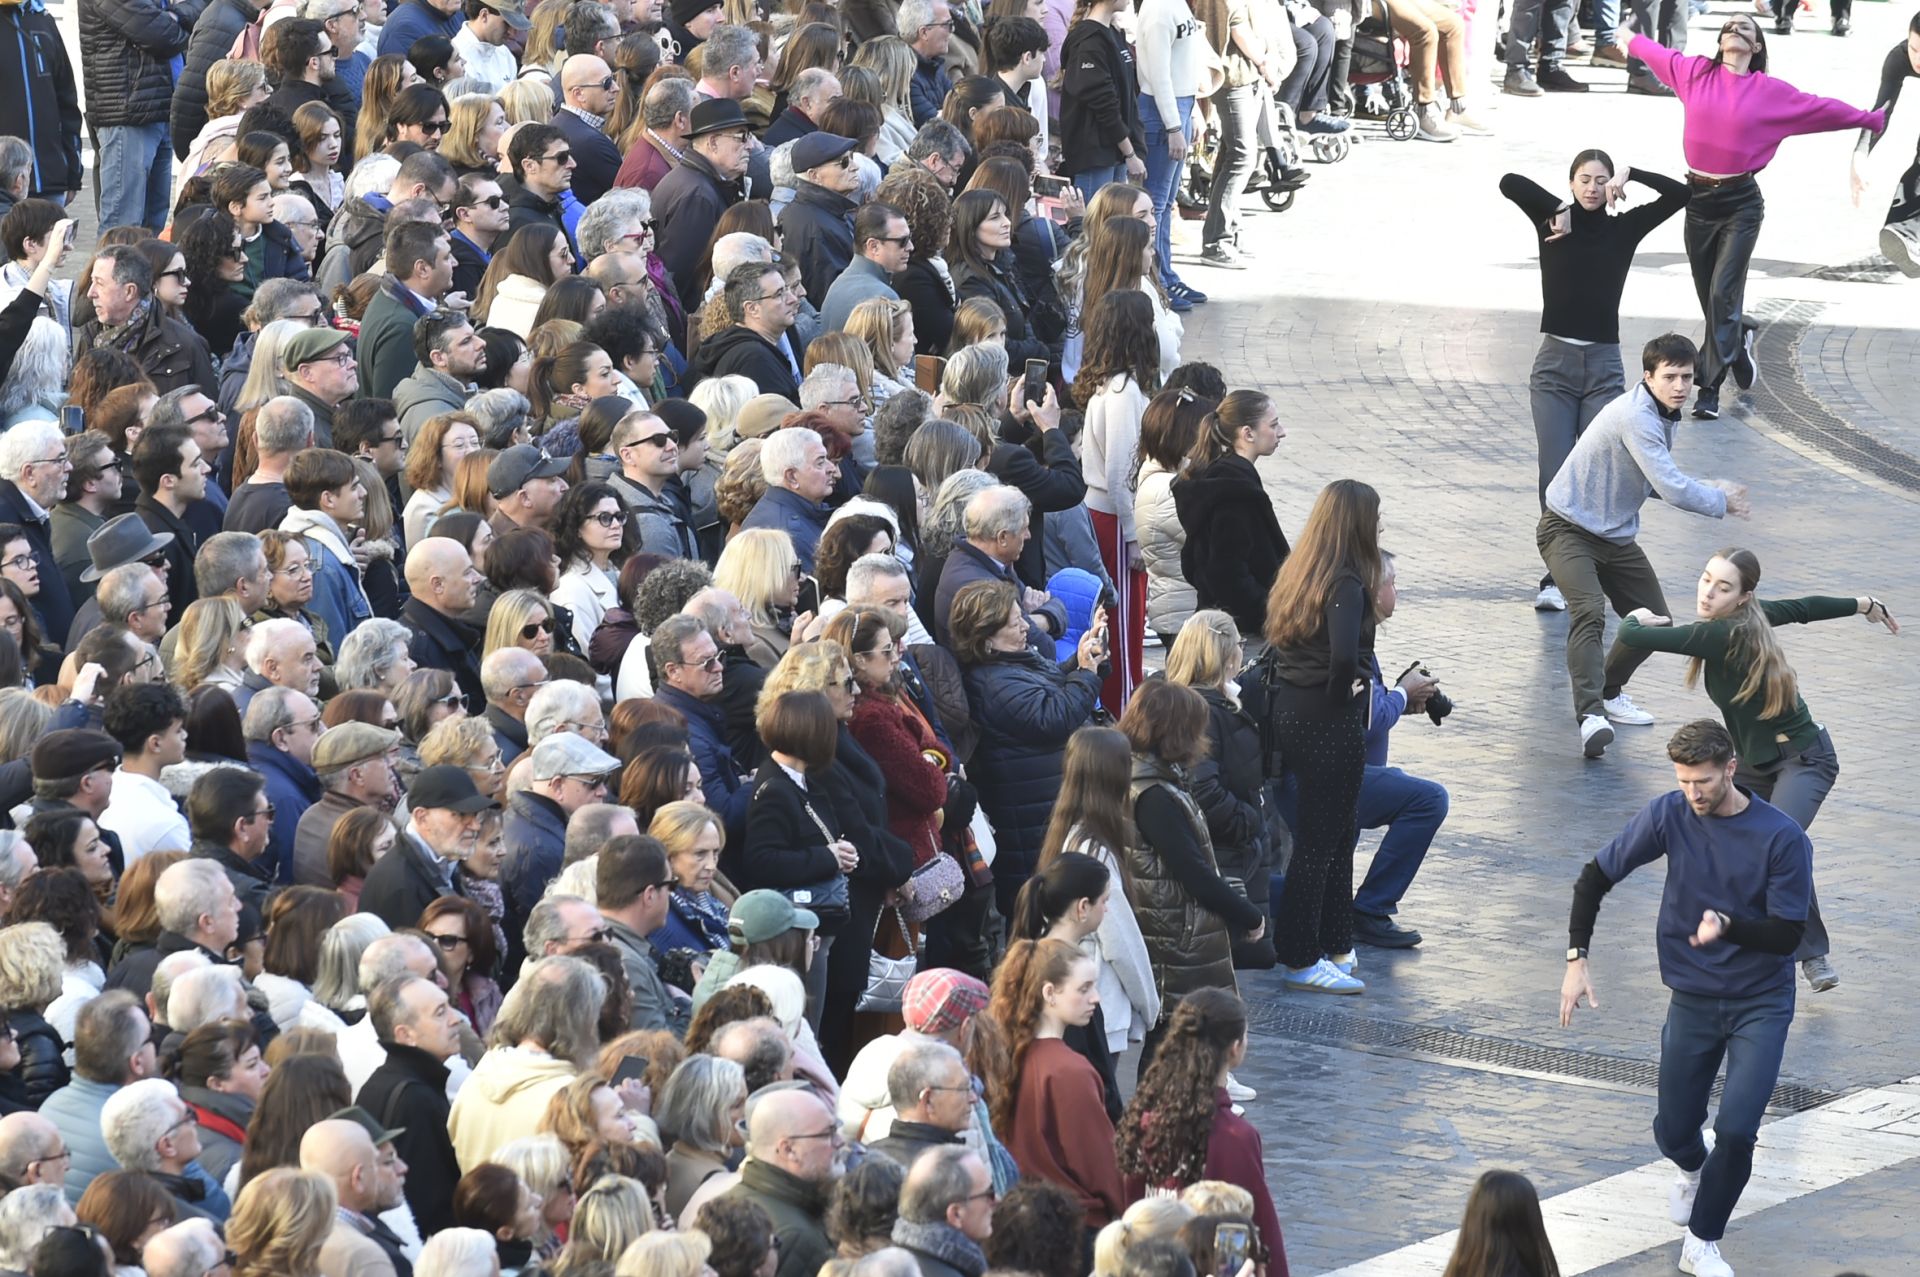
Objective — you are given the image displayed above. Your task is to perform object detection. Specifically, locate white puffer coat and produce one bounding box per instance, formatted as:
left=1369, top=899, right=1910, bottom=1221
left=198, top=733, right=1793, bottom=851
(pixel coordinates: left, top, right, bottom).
left=1135, top=458, right=1196, bottom=639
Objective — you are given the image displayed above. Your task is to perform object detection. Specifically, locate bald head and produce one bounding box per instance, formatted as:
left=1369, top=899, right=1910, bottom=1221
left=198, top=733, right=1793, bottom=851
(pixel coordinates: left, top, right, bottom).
left=406, top=536, right=480, bottom=615
left=143, top=1219, right=224, bottom=1277
left=563, top=54, right=612, bottom=90
left=747, top=1086, right=830, bottom=1154
left=300, top=1119, right=378, bottom=1211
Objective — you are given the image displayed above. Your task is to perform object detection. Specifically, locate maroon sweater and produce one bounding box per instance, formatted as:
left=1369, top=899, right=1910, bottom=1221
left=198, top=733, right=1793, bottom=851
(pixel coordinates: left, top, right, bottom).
left=1007, top=1038, right=1129, bottom=1226
left=1122, top=1089, right=1289, bottom=1277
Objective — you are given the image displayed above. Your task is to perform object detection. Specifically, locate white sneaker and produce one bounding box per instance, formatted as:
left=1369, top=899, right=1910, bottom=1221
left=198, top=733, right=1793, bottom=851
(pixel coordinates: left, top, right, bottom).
left=1680, top=1231, right=1734, bottom=1277
left=1224, top=1072, right=1257, bottom=1102
left=1669, top=1130, right=1716, bottom=1224
left=1535, top=583, right=1568, bottom=611
left=1603, top=692, right=1656, bottom=725
left=1580, top=714, right=1614, bottom=758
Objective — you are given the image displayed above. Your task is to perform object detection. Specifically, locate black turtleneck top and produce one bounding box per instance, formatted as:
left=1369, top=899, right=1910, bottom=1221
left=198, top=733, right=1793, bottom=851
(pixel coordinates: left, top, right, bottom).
left=1500, top=168, right=1689, bottom=344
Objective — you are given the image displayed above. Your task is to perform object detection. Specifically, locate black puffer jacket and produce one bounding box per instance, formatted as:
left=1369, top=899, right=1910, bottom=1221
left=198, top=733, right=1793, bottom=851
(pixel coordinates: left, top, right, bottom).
left=79, top=0, right=208, bottom=130
left=171, top=0, right=262, bottom=159
left=951, top=254, right=1053, bottom=371
left=961, top=647, right=1101, bottom=893
left=4, top=1008, right=72, bottom=1110
left=1172, top=453, right=1290, bottom=636
left=0, top=6, right=84, bottom=196
left=1192, top=683, right=1283, bottom=965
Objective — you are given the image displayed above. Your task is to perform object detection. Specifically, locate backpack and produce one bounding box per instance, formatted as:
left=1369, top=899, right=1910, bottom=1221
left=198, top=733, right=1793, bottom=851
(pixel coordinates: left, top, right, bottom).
left=1245, top=645, right=1286, bottom=782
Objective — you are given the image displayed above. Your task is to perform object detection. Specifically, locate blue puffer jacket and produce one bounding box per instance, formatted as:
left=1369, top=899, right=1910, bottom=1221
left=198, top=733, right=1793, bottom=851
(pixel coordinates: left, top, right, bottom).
left=961, top=648, right=1101, bottom=894
left=40, top=1075, right=122, bottom=1204
left=499, top=789, right=568, bottom=941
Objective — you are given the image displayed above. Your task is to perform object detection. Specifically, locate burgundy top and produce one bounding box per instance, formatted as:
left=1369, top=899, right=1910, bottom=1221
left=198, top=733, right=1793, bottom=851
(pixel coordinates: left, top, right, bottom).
left=1006, top=1038, right=1130, bottom=1226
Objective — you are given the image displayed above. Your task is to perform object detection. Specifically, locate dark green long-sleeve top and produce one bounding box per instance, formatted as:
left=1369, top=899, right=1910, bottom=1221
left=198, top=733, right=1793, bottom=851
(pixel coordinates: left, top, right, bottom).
left=1617, top=596, right=1857, bottom=768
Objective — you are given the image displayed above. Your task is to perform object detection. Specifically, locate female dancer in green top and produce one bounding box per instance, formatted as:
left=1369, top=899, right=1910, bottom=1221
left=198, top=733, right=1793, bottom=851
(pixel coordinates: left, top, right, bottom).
left=1617, top=547, right=1898, bottom=993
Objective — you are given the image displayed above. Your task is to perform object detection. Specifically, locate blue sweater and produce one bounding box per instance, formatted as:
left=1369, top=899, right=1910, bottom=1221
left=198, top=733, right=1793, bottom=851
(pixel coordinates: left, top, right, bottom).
left=377, top=0, right=460, bottom=56
left=1594, top=791, right=1811, bottom=998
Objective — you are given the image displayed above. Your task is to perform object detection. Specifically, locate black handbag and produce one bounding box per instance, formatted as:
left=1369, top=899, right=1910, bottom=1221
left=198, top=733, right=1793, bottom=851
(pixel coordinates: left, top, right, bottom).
left=782, top=797, right=851, bottom=929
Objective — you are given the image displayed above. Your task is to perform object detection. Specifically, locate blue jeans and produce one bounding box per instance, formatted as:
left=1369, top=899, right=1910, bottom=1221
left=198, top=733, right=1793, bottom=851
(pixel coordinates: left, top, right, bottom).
left=1352, top=765, right=1448, bottom=917
left=98, top=122, right=173, bottom=232
left=1070, top=162, right=1129, bottom=207
left=1653, top=985, right=1794, bottom=1241
left=1735, top=727, right=1838, bottom=961
left=1137, top=94, right=1193, bottom=289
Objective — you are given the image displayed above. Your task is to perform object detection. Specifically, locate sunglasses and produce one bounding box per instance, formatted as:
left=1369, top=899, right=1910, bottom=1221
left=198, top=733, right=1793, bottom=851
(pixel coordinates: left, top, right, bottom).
left=159, top=267, right=189, bottom=282
left=427, top=932, right=469, bottom=950
left=465, top=194, right=508, bottom=210
left=544, top=149, right=574, bottom=165
left=421, top=118, right=449, bottom=135
left=520, top=618, right=556, bottom=640
left=434, top=691, right=469, bottom=710
left=588, top=510, right=625, bottom=527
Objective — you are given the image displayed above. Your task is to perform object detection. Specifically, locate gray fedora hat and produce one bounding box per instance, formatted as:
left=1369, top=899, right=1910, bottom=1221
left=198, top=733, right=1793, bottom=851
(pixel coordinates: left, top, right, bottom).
left=81, top=513, right=174, bottom=582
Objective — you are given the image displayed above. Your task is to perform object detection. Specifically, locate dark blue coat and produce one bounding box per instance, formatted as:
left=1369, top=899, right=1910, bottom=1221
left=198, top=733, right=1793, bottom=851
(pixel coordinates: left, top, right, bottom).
left=654, top=684, right=751, bottom=848
left=248, top=739, right=323, bottom=885
left=552, top=107, right=623, bottom=205
left=739, top=486, right=829, bottom=574
left=376, top=0, right=460, bottom=56
left=961, top=648, right=1100, bottom=887
left=0, top=479, right=75, bottom=647
left=500, top=789, right=569, bottom=940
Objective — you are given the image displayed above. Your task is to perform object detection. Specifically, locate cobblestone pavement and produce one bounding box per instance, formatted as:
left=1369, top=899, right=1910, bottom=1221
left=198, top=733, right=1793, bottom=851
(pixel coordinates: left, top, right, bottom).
left=1169, top=2, right=1920, bottom=1272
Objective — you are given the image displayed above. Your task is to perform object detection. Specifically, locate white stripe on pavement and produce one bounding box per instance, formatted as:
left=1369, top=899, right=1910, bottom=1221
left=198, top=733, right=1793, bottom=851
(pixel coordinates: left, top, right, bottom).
left=1319, top=1075, right=1920, bottom=1277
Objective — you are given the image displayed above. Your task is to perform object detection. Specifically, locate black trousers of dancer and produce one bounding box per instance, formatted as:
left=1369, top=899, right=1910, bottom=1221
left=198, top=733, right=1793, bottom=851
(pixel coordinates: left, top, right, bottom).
left=1270, top=682, right=1366, bottom=968
left=1685, top=175, right=1764, bottom=392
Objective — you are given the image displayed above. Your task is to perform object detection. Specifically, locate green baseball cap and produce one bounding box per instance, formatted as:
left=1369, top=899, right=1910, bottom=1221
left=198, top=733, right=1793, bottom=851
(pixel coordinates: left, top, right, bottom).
left=728, top=890, right=819, bottom=946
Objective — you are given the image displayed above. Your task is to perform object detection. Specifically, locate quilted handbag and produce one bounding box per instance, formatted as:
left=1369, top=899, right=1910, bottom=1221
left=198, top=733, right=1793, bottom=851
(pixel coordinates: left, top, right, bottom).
left=900, top=851, right=966, bottom=925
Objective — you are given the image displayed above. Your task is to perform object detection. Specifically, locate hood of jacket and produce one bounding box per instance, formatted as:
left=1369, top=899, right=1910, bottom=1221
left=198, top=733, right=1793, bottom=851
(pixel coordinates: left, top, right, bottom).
left=329, top=195, right=389, bottom=254
left=467, top=1044, right=579, bottom=1104
left=689, top=323, right=786, bottom=381
left=1171, top=453, right=1263, bottom=523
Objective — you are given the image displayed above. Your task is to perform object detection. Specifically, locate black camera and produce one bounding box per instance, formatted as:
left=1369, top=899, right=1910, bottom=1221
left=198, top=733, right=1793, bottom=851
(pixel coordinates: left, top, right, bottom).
left=1398, top=661, right=1454, bottom=726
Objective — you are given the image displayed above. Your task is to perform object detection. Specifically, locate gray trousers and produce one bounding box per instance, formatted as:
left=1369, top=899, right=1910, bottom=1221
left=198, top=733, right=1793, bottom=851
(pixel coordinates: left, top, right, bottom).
left=1736, top=727, right=1838, bottom=960
left=1505, top=0, right=1574, bottom=70
left=1531, top=337, right=1625, bottom=506
left=1536, top=512, right=1668, bottom=721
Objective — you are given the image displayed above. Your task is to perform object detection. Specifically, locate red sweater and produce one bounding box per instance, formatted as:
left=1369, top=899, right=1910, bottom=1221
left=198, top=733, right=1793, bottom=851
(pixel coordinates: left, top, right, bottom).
left=848, top=694, right=949, bottom=867
left=1122, top=1090, right=1288, bottom=1277
left=1007, top=1038, right=1129, bottom=1226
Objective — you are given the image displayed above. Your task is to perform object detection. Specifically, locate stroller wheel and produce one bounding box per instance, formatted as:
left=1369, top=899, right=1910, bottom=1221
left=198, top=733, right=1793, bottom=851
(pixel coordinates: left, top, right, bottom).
left=1385, top=108, right=1418, bottom=141
left=1310, top=136, right=1352, bottom=163
left=1261, top=186, right=1297, bottom=212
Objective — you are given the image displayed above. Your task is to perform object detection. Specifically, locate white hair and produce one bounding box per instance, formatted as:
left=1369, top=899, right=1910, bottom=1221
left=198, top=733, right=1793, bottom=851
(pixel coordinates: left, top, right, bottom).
left=844, top=551, right=910, bottom=604
left=143, top=1219, right=226, bottom=1277
left=799, top=363, right=856, bottom=412
left=0, top=1183, right=72, bottom=1269
left=358, top=932, right=434, bottom=994
left=759, top=427, right=823, bottom=486
left=547, top=855, right=599, bottom=904
left=346, top=153, right=402, bottom=200
left=577, top=188, right=654, bottom=260
left=271, top=191, right=314, bottom=225
left=828, top=498, right=900, bottom=539
left=897, top=0, right=940, bottom=40
left=0, top=318, right=68, bottom=422
left=153, top=859, right=234, bottom=936
left=526, top=681, right=600, bottom=744
left=0, top=420, right=63, bottom=484
left=335, top=618, right=413, bottom=692
left=711, top=232, right=773, bottom=280
left=246, top=616, right=312, bottom=674
left=101, top=1077, right=188, bottom=1172
left=963, top=484, right=1030, bottom=541
left=151, top=951, right=213, bottom=1022
left=417, top=1228, right=500, bottom=1277
left=167, top=964, right=250, bottom=1033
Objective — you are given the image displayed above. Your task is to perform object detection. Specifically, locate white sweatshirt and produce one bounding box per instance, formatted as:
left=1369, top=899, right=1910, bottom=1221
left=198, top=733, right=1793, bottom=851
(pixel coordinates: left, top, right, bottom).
left=1136, top=0, right=1209, bottom=126
left=1081, top=372, right=1150, bottom=545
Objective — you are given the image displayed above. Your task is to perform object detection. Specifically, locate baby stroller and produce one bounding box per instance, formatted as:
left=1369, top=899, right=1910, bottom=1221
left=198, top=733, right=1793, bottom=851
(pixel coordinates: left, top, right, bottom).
left=1183, top=86, right=1317, bottom=215
left=1350, top=0, right=1419, bottom=142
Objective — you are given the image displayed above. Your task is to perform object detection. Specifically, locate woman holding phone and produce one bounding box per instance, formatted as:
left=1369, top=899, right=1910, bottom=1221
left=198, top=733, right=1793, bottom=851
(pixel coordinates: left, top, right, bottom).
left=1116, top=989, right=1287, bottom=1274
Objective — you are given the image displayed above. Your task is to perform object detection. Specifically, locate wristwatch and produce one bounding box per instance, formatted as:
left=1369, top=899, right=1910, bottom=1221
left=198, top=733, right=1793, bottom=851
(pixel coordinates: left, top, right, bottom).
left=1566, top=947, right=1587, bottom=962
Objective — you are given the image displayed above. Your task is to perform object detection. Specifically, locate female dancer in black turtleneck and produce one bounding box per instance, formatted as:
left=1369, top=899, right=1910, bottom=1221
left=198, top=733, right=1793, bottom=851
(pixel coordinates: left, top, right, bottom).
left=1501, top=151, right=1688, bottom=612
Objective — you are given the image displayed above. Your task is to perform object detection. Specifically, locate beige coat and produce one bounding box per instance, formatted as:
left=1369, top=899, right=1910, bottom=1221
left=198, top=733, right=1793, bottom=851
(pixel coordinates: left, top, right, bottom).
left=317, top=1217, right=397, bottom=1277
left=447, top=1045, right=577, bottom=1171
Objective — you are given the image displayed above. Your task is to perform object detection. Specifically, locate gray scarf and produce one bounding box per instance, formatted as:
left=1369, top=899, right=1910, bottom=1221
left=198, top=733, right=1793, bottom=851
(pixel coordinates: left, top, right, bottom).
left=890, top=1219, right=987, bottom=1277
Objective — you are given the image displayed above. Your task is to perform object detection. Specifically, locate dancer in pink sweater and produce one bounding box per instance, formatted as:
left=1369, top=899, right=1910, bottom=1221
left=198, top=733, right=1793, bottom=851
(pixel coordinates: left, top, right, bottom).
left=1631, top=15, right=1885, bottom=421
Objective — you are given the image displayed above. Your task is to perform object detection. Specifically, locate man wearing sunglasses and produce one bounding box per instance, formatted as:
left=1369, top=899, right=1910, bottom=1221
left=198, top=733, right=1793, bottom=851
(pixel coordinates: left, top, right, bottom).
left=606, top=409, right=699, bottom=559
left=49, top=431, right=123, bottom=602
left=505, top=123, right=577, bottom=249
left=556, top=54, right=626, bottom=204
left=595, top=834, right=690, bottom=1033
left=446, top=174, right=510, bottom=299
left=780, top=132, right=863, bottom=310
left=654, top=98, right=754, bottom=309
left=242, top=688, right=326, bottom=886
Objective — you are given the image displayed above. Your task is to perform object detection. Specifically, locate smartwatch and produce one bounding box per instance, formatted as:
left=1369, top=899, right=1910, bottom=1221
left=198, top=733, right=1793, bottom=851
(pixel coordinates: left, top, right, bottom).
left=1566, top=947, right=1587, bottom=962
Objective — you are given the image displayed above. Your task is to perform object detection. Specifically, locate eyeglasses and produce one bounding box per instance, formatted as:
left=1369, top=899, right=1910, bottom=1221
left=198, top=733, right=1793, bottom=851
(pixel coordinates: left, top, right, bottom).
left=247, top=804, right=277, bottom=822
left=822, top=397, right=871, bottom=412
left=182, top=406, right=223, bottom=427
left=787, top=1128, right=844, bottom=1144
left=275, top=561, right=314, bottom=577
left=588, top=510, right=625, bottom=527
left=840, top=675, right=857, bottom=693
left=289, top=308, right=328, bottom=326
left=227, top=247, right=248, bottom=261
left=520, top=618, right=555, bottom=640
left=0, top=553, right=35, bottom=571
left=510, top=679, right=551, bottom=693
left=924, top=16, right=954, bottom=27
left=22, top=455, right=67, bottom=470
left=672, top=654, right=724, bottom=671
left=306, top=349, right=355, bottom=368
left=378, top=432, right=404, bottom=446
left=380, top=716, right=401, bottom=729
left=752, top=287, right=793, bottom=303
left=427, top=932, right=469, bottom=950
left=875, top=234, right=913, bottom=246
left=26, top=1146, right=71, bottom=1170
left=434, top=692, right=469, bottom=710
left=577, top=925, right=615, bottom=943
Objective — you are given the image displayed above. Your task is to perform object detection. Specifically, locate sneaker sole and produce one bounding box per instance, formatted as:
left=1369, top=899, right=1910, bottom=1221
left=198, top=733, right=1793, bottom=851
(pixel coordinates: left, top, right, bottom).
left=1534, top=596, right=1568, bottom=611
left=1881, top=227, right=1919, bottom=275
left=1805, top=967, right=1840, bottom=992
left=1605, top=712, right=1656, bottom=726
left=1692, top=403, right=1720, bottom=420
left=1355, top=929, right=1422, bottom=949
left=1283, top=976, right=1366, bottom=995
left=1583, top=724, right=1614, bottom=758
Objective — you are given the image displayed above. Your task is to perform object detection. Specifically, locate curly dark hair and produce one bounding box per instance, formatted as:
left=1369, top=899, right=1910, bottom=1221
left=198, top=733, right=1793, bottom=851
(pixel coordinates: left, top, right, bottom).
left=552, top=480, right=635, bottom=571
left=824, top=1155, right=904, bottom=1255
left=875, top=167, right=952, bottom=265
left=178, top=210, right=243, bottom=336
left=812, top=514, right=892, bottom=602
left=1115, top=988, right=1248, bottom=1185
left=696, top=1197, right=776, bottom=1277
left=683, top=983, right=774, bottom=1054
left=22, top=807, right=94, bottom=874
left=984, top=1178, right=1088, bottom=1277
left=4, top=867, right=100, bottom=964
left=629, top=558, right=713, bottom=634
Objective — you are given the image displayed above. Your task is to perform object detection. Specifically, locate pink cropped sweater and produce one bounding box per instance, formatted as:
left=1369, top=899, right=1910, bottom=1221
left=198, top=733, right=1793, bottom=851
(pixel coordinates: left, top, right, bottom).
left=1629, top=35, right=1885, bottom=175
